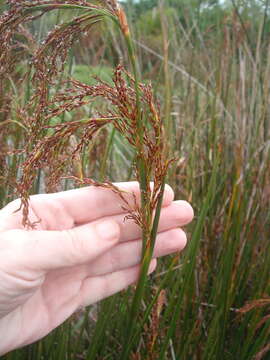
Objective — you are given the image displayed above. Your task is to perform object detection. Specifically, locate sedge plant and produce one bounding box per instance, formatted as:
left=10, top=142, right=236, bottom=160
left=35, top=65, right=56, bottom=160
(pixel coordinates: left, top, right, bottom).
left=2, top=1, right=270, bottom=359
left=0, top=0, right=172, bottom=357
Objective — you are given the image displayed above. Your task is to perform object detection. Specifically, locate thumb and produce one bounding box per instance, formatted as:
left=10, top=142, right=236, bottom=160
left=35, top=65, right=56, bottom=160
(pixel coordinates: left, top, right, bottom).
left=2, top=220, right=120, bottom=272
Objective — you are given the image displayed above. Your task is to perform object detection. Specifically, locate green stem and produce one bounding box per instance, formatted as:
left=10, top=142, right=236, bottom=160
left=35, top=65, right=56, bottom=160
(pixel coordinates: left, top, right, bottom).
left=99, top=126, right=115, bottom=182
left=116, top=8, right=168, bottom=358
left=120, top=180, right=166, bottom=359
left=122, top=17, right=149, bottom=251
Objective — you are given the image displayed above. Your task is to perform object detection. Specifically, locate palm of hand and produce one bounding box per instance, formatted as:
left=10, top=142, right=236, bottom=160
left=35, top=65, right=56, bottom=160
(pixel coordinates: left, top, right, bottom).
left=0, top=183, right=193, bottom=354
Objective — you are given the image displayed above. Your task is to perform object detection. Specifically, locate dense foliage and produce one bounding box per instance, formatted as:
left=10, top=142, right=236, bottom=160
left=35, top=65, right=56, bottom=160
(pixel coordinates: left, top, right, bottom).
left=0, top=0, right=270, bottom=359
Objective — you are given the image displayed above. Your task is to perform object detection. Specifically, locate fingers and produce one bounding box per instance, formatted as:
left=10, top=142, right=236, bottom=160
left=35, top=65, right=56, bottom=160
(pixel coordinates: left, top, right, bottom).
left=0, top=198, right=193, bottom=274
left=103, top=200, right=194, bottom=243
left=54, top=182, right=174, bottom=225
left=1, top=220, right=120, bottom=272
left=83, top=228, right=187, bottom=277
left=0, top=182, right=174, bottom=231
left=79, top=259, right=157, bottom=306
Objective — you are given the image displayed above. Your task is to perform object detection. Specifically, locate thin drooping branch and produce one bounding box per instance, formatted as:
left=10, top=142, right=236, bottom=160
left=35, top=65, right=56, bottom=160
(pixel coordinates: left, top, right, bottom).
left=0, top=2, right=172, bottom=357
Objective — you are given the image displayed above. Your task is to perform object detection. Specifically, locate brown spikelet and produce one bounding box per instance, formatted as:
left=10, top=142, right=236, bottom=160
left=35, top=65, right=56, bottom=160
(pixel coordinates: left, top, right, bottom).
left=117, top=6, right=130, bottom=36
left=0, top=0, right=171, bottom=236
left=236, top=298, right=270, bottom=345
left=237, top=298, right=270, bottom=314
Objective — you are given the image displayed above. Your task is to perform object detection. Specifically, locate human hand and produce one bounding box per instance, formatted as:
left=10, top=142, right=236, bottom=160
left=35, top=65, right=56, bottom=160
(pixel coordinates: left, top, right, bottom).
left=0, top=182, right=193, bottom=355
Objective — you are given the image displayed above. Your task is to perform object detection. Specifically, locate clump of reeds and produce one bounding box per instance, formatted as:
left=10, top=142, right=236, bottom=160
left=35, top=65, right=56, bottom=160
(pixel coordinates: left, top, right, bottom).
left=0, top=0, right=171, bottom=357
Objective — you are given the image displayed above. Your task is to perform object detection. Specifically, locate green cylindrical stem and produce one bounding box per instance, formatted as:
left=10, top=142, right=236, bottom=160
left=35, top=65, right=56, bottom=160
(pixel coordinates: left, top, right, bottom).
left=120, top=180, right=166, bottom=359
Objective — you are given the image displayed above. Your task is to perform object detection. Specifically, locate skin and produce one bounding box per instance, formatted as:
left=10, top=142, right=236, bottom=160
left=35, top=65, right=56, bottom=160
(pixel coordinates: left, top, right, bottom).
left=0, top=182, right=194, bottom=355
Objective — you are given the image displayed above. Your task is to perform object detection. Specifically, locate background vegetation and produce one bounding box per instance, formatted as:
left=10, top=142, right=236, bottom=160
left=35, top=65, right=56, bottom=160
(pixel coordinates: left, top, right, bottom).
left=0, top=0, right=270, bottom=359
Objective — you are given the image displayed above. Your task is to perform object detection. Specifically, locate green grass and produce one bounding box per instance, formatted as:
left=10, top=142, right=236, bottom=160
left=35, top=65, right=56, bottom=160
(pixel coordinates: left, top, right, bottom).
left=1, top=0, right=270, bottom=359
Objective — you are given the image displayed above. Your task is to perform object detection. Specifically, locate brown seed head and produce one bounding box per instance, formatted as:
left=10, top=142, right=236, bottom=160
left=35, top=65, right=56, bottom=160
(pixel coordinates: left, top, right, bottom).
left=117, top=6, right=130, bottom=37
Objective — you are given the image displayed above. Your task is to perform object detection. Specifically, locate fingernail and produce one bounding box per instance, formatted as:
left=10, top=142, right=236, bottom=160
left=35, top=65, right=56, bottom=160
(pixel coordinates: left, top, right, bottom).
left=96, top=220, right=120, bottom=241
left=148, top=259, right=157, bottom=274
left=164, top=184, right=174, bottom=202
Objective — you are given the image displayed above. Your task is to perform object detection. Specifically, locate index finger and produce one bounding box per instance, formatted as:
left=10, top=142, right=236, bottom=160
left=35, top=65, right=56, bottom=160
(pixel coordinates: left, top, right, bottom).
left=0, top=182, right=174, bottom=231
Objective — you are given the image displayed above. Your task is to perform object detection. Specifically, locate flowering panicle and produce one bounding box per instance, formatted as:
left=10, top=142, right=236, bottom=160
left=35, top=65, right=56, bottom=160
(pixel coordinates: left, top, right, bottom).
left=18, top=63, right=170, bottom=227
left=0, top=2, right=172, bottom=356
left=0, top=0, right=171, bottom=233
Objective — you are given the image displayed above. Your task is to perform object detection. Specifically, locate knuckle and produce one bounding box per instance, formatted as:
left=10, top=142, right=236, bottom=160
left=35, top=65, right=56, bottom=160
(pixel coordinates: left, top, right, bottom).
left=107, top=249, right=121, bottom=273
left=45, top=199, right=74, bottom=230
left=63, top=228, right=87, bottom=264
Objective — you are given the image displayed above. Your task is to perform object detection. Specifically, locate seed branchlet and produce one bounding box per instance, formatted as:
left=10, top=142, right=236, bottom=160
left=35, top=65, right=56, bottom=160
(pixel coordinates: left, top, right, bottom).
left=0, top=1, right=172, bottom=354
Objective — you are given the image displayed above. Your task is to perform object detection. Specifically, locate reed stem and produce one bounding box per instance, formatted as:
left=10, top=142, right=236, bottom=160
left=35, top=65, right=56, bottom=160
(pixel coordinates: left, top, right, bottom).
left=117, top=4, right=167, bottom=358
